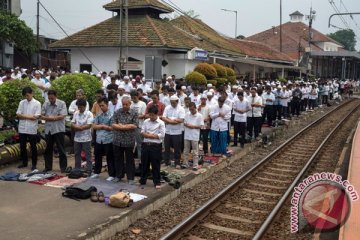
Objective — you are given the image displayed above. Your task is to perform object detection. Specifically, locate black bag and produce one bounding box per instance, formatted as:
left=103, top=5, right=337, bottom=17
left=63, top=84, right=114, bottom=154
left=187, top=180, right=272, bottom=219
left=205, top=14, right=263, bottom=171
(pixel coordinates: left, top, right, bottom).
left=67, top=169, right=88, bottom=179
left=62, top=186, right=97, bottom=201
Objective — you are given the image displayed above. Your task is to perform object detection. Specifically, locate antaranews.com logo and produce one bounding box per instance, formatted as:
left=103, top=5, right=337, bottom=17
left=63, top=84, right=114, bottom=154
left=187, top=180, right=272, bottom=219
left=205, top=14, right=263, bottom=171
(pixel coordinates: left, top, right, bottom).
left=290, top=172, right=358, bottom=233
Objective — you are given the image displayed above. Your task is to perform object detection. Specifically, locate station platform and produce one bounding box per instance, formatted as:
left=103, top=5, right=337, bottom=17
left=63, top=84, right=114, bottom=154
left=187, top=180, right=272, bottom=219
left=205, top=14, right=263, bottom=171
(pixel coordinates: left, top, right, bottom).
left=0, top=110, right=320, bottom=240
left=338, top=120, right=360, bottom=240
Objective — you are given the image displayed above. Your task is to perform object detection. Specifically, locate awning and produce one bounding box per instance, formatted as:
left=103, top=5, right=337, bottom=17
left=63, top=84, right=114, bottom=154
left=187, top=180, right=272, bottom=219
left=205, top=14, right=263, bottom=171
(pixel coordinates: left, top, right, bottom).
left=311, top=51, right=360, bottom=60
left=213, top=56, right=305, bottom=71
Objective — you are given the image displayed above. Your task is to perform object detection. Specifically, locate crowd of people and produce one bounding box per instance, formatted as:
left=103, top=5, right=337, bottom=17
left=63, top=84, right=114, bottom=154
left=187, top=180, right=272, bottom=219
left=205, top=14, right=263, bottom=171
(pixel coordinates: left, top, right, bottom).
left=2, top=67, right=359, bottom=188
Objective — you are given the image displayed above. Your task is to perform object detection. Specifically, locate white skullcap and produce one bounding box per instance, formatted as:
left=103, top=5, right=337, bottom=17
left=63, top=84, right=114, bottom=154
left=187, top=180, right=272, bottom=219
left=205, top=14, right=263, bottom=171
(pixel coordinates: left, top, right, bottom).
left=232, top=85, right=238, bottom=89
left=181, top=86, right=186, bottom=90
left=170, top=95, right=179, bottom=101
left=146, top=88, right=152, bottom=93
left=167, top=76, right=172, bottom=80
left=123, top=76, right=130, bottom=80
left=201, top=94, right=207, bottom=99
left=118, top=83, right=125, bottom=89
left=207, top=83, right=213, bottom=88
left=207, top=92, right=213, bottom=96
left=96, top=73, right=101, bottom=78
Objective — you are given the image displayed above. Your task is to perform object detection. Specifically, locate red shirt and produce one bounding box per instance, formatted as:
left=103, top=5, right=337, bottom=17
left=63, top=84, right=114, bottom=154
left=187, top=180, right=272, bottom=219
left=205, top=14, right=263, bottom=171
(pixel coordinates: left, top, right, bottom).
left=145, top=101, right=165, bottom=116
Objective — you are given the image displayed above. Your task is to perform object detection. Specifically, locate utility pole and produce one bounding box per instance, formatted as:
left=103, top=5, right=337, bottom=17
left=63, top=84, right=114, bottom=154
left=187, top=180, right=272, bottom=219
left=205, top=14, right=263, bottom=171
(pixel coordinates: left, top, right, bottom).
left=36, top=0, right=40, bottom=67
left=125, top=0, right=128, bottom=76
left=221, top=9, right=238, bottom=38
left=280, top=0, right=282, bottom=52
left=119, top=0, right=123, bottom=75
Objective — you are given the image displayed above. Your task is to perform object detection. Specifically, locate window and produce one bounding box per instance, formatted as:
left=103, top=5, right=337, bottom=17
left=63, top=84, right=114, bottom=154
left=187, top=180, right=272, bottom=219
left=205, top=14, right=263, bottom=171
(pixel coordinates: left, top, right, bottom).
left=80, top=64, right=92, bottom=73
left=0, top=0, right=10, bottom=12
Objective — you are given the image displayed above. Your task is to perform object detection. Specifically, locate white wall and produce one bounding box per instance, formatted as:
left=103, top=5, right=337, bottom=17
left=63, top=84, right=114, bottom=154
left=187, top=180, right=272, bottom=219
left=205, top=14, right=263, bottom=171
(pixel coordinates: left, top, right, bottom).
left=11, top=0, right=21, bottom=16
left=70, top=47, right=199, bottom=78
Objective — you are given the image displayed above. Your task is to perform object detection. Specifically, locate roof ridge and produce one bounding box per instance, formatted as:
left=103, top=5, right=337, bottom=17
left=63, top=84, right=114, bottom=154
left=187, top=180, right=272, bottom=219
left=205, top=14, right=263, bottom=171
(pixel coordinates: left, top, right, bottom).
left=146, top=14, right=167, bottom=46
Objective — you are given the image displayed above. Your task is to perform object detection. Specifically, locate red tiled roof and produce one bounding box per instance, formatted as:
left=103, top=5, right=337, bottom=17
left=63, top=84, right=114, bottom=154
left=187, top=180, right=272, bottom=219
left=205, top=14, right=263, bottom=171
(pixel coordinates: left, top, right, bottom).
left=172, top=16, right=293, bottom=62
left=247, top=21, right=343, bottom=60
left=103, top=0, right=173, bottom=13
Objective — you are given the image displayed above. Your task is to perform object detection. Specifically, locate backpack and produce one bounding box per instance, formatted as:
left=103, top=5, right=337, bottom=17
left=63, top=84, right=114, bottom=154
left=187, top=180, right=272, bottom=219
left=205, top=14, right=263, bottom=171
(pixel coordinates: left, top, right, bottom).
left=67, top=169, right=88, bottom=179
left=62, top=186, right=97, bottom=201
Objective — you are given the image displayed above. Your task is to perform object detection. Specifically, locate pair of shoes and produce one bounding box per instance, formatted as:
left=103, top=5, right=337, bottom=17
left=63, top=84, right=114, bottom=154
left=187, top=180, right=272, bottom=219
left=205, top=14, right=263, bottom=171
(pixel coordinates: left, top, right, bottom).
left=17, top=164, right=27, bottom=169
left=31, top=169, right=39, bottom=173
left=106, top=176, right=115, bottom=182
left=112, top=177, right=121, bottom=183
left=175, top=165, right=181, bottom=170
left=192, top=166, right=198, bottom=171
left=89, top=173, right=99, bottom=179
left=181, top=164, right=189, bottom=169
left=90, top=191, right=105, bottom=202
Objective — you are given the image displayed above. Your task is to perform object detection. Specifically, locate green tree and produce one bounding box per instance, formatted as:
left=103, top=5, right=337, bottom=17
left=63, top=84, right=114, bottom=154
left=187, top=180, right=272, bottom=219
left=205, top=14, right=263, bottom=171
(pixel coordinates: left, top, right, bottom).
left=0, top=11, right=37, bottom=55
left=327, top=29, right=356, bottom=51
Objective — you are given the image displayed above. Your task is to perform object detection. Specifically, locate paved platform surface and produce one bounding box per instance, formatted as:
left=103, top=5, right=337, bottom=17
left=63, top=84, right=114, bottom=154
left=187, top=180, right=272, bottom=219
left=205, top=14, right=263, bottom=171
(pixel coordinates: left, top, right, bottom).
left=0, top=110, right=318, bottom=240
left=339, top=120, right=360, bottom=240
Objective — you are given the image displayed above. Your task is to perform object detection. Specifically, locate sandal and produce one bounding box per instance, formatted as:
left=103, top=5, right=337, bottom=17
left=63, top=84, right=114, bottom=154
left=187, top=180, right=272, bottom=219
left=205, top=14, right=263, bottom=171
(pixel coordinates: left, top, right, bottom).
left=90, top=191, right=98, bottom=202
left=97, top=191, right=105, bottom=202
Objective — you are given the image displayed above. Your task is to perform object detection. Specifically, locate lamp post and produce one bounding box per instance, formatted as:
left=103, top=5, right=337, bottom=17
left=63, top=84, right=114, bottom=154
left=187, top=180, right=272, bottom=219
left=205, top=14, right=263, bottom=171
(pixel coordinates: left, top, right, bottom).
left=221, top=8, right=238, bottom=38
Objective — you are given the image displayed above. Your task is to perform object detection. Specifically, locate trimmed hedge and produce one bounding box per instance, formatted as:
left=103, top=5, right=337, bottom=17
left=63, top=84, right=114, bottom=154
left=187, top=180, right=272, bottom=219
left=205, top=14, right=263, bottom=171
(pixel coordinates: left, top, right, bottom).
left=0, top=79, right=44, bottom=121
left=212, top=64, right=227, bottom=78
left=194, top=63, right=217, bottom=80
left=213, top=78, right=228, bottom=88
left=51, top=73, right=102, bottom=108
left=185, top=71, right=207, bottom=86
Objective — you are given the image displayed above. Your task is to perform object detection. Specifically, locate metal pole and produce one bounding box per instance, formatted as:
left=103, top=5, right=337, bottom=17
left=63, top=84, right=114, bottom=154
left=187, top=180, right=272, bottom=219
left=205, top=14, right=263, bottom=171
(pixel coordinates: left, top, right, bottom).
left=235, top=11, right=238, bottom=38
left=308, top=7, right=312, bottom=48
left=125, top=0, right=128, bottom=76
left=37, top=0, right=40, bottom=67
left=280, top=0, right=282, bottom=52
left=119, top=0, right=123, bottom=75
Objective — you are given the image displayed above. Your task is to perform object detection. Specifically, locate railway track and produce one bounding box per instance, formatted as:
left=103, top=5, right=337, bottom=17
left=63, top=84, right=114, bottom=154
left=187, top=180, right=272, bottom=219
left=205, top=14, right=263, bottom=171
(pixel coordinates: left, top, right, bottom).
left=160, top=99, right=360, bottom=240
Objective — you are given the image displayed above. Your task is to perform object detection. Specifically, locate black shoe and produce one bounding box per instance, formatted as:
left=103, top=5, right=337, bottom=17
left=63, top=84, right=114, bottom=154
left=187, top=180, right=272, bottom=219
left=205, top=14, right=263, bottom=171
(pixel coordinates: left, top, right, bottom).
left=17, top=164, right=27, bottom=169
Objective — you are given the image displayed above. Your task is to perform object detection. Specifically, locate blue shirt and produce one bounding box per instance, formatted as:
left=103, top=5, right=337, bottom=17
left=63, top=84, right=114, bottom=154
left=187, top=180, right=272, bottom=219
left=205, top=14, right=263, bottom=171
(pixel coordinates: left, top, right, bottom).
left=94, top=111, right=113, bottom=144
left=273, top=90, right=282, bottom=105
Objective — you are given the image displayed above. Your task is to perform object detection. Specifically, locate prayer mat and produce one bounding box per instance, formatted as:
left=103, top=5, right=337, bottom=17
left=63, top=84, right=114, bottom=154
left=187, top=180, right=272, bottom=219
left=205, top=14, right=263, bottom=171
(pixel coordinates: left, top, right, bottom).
left=74, top=178, right=138, bottom=198
left=44, top=177, right=86, bottom=188
left=28, top=175, right=64, bottom=186
left=203, top=156, right=220, bottom=165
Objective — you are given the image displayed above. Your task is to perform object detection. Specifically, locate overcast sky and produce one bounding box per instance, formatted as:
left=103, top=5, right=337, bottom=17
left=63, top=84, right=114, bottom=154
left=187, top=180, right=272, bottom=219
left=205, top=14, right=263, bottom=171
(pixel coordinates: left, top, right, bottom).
left=20, top=0, right=360, bottom=49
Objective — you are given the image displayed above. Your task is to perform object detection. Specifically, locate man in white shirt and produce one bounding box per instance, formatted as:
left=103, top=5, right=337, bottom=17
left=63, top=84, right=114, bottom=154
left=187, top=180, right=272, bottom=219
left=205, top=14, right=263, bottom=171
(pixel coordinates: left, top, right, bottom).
left=233, top=92, right=250, bottom=148
left=16, top=87, right=41, bottom=170
left=130, top=90, right=147, bottom=160
left=162, top=95, right=185, bottom=168
left=247, top=87, right=263, bottom=140
left=198, top=94, right=210, bottom=155
left=68, top=89, right=90, bottom=115
left=140, top=105, right=166, bottom=189
left=189, top=86, right=201, bottom=105
left=262, top=86, right=275, bottom=127
left=210, top=96, right=231, bottom=155
left=11, top=67, right=22, bottom=79
left=31, top=71, right=47, bottom=97
left=280, top=86, right=290, bottom=119
left=206, top=91, right=217, bottom=109
left=183, top=102, right=204, bottom=170
left=122, top=76, right=134, bottom=93
left=71, top=99, right=94, bottom=175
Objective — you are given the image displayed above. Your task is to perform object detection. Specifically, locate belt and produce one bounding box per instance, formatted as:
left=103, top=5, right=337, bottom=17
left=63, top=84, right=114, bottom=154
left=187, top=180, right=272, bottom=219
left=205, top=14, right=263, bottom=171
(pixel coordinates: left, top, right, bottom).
left=143, top=142, right=162, bottom=146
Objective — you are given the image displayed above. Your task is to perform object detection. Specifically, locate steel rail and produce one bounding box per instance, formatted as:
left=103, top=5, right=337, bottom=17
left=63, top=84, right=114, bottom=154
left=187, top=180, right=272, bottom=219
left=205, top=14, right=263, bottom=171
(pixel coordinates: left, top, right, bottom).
left=160, top=99, right=357, bottom=240
left=253, top=101, right=360, bottom=239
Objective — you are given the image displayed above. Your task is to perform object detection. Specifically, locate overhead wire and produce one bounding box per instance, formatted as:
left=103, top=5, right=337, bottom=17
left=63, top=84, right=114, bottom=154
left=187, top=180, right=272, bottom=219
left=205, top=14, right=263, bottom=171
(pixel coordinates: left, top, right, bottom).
left=38, top=0, right=100, bottom=72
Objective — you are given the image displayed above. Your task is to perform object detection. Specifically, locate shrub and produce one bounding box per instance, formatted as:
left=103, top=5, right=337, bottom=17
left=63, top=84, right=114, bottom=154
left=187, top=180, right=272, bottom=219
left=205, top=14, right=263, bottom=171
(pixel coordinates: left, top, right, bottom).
left=277, top=76, right=288, bottom=83
left=225, top=67, right=236, bottom=85
left=51, top=73, right=102, bottom=108
left=0, top=79, right=44, bottom=121
left=212, top=64, right=227, bottom=78
left=207, top=80, right=217, bottom=87
left=194, top=63, right=217, bottom=80
left=213, top=78, right=228, bottom=88
left=185, top=71, right=207, bottom=86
